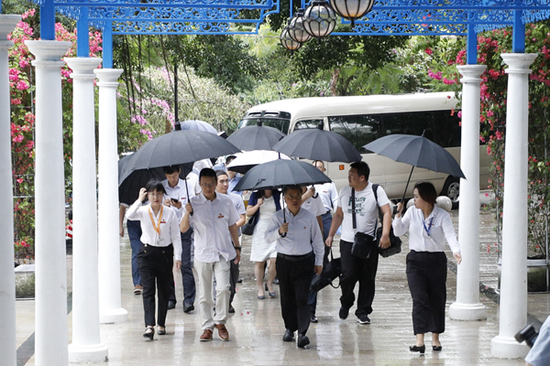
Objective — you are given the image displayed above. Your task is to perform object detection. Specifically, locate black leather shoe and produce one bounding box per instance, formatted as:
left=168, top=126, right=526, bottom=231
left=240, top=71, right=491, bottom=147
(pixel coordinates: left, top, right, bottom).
left=143, top=326, right=154, bottom=340
left=433, top=345, right=442, bottom=351
left=228, top=305, right=235, bottom=314
left=282, top=329, right=294, bottom=342
left=157, top=326, right=166, bottom=335
left=339, top=307, right=349, bottom=320
left=410, top=345, right=426, bottom=354
left=167, top=300, right=176, bottom=310
left=310, top=315, right=318, bottom=323
left=183, top=304, right=194, bottom=313
left=297, top=334, right=310, bottom=348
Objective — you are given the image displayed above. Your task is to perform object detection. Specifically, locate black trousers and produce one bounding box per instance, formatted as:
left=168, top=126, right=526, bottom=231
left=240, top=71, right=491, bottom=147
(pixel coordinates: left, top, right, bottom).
left=138, top=243, right=174, bottom=327
left=406, top=250, right=447, bottom=335
left=276, top=252, right=315, bottom=336
left=340, top=240, right=379, bottom=317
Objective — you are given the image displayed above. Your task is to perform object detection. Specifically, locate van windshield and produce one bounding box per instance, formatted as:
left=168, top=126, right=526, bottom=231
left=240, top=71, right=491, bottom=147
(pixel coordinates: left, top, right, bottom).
left=238, top=117, right=290, bottom=134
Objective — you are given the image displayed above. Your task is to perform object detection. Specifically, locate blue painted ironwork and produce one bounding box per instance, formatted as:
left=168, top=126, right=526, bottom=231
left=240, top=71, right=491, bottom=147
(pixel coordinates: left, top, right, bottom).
left=77, top=7, right=89, bottom=57
left=102, top=23, right=113, bottom=68
left=513, top=10, right=526, bottom=53
left=25, top=0, right=550, bottom=64
left=40, top=0, right=56, bottom=40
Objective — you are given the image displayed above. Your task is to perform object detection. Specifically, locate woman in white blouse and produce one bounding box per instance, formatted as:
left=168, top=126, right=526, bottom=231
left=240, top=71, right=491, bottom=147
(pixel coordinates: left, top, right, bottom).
left=126, top=180, right=182, bottom=340
left=393, top=182, right=462, bottom=354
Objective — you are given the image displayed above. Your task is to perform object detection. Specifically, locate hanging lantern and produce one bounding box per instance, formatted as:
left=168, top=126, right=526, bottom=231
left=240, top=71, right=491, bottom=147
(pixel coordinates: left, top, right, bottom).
left=287, top=8, right=312, bottom=43
left=303, top=0, right=337, bottom=39
left=330, top=0, right=375, bottom=28
left=280, top=26, right=302, bottom=51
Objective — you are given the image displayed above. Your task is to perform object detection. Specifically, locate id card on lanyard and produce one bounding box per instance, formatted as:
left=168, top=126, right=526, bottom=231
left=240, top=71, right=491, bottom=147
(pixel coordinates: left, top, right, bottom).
left=423, top=217, right=434, bottom=237
left=148, top=205, right=165, bottom=246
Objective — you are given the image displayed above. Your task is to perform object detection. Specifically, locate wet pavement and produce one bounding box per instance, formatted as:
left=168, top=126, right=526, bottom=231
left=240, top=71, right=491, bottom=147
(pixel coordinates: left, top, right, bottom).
left=15, top=206, right=549, bottom=365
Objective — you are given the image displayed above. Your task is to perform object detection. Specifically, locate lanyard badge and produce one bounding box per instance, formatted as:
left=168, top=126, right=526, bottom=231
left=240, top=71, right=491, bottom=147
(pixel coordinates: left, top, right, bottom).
left=148, top=205, right=164, bottom=237
left=423, top=217, right=434, bottom=237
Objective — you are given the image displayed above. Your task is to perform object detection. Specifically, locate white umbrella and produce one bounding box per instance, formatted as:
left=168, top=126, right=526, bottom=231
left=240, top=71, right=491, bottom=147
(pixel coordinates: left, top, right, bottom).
left=226, top=150, right=291, bottom=174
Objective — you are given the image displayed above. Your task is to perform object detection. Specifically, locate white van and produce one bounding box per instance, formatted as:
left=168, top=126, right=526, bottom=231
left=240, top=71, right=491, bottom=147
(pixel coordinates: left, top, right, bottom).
left=238, top=92, right=491, bottom=202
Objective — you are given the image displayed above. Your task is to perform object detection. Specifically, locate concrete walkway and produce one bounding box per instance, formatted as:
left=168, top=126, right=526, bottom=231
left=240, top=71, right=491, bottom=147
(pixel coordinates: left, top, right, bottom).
left=15, top=208, right=548, bottom=365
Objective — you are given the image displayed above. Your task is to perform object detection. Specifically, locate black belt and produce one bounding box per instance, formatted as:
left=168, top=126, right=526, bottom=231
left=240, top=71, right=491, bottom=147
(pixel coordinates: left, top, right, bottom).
left=277, top=252, right=313, bottom=261
left=323, top=210, right=332, bottom=215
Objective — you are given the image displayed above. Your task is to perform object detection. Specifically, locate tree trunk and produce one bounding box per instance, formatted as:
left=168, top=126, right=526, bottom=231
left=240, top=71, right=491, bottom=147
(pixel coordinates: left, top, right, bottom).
left=330, top=68, right=340, bottom=96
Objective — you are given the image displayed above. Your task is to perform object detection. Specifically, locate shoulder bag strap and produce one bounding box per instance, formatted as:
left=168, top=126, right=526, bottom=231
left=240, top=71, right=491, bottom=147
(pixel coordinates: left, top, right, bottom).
left=351, top=188, right=356, bottom=229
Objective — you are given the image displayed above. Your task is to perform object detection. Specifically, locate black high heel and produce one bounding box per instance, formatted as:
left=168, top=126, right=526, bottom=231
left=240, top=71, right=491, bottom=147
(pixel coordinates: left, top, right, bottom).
left=410, top=345, right=425, bottom=354
left=433, top=345, right=442, bottom=351
left=265, top=283, right=276, bottom=297
left=143, top=326, right=154, bottom=340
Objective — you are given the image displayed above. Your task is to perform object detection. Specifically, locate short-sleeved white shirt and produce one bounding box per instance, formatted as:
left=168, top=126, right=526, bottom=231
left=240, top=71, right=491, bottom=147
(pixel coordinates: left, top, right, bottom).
left=314, top=182, right=339, bottom=212
left=228, top=192, right=246, bottom=215
left=302, top=195, right=326, bottom=217
left=189, top=192, right=239, bottom=263
left=338, top=183, right=390, bottom=243
left=162, top=178, right=195, bottom=220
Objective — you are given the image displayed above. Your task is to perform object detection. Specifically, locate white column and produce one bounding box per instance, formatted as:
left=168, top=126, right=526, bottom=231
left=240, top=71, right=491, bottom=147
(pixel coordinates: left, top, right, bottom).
left=65, top=57, right=108, bottom=363
left=0, top=14, right=20, bottom=366
left=491, top=53, right=537, bottom=359
left=95, top=68, right=127, bottom=323
left=449, top=64, right=487, bottom=321
left=25, top=40, right=72, bottom=366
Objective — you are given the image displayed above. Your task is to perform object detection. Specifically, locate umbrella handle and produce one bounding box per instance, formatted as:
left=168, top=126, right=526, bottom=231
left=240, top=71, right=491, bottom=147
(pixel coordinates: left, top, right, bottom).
left=400, top=165, right=416, bottom=214
left=185, top=180, right=193, bottom=216
left=281, top=193, right=287, bottom=238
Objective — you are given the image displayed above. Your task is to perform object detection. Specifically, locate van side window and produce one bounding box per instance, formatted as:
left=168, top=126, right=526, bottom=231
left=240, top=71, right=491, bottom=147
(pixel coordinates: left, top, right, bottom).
left=329, top=115, right=382, bottom=152
left=294, top=119, right=324, bottom=130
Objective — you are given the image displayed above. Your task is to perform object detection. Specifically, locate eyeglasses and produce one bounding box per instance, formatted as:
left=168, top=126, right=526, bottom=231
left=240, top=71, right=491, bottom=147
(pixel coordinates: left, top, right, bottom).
left=217, top=179, right=229, bottom=184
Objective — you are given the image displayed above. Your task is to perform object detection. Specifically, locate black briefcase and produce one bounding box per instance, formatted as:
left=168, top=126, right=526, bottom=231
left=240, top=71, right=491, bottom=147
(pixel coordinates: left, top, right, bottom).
left=310, top=250, right=341, bottom=293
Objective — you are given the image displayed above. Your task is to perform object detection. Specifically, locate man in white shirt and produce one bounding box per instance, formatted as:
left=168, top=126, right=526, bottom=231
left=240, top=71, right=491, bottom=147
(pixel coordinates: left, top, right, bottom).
left=162, top=165, right=196, bottom=313
left=312, top=160, right=339, bottom=240
left=180, top=168, right=241, bottom=342
left=265, top=185, right=324, bottom=348
left=215, top=170, right=246, bottom=313
left=326, top=162, right=392, bottom=325
left=225, top=155, right=242, bottom=196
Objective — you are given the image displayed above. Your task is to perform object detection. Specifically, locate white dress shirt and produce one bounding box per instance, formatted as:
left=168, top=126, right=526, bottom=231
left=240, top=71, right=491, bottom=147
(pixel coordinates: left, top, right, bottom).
left=264, top=207, right=324, bottom=266
left=189, top=192, right=239, bottom=263
left=392, top=206, right=460, bottom=254
left=162, top=178, right=195, bottom=220
left=338, top=183, right=390, bottom=243
left=302, top=194, right=326, bottom=217
left=314, top=182, right=339, bottom=212
left=126, top=201, right=182, bottom=260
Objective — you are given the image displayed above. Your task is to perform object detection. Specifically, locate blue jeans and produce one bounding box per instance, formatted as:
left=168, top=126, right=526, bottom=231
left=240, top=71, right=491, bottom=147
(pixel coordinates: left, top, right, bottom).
left=127, top=219, right=142, bottom=287
left=180, top=228, right=196, bottom=306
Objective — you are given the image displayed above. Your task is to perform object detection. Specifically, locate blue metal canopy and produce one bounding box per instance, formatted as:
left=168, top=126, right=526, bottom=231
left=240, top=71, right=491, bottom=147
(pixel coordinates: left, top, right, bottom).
left=20, top=0, right=550, bottom=65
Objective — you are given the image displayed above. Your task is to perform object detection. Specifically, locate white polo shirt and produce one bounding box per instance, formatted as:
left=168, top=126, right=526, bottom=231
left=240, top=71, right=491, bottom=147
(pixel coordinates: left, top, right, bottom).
left=189, top=192, right=239, bottom=263
left=302, top=194, right=326, bottom=217
left=314, top=182, right=339, bottom=212
left=126, top=201, right=182, bottom=260
left=162, top=178, right=195, bottom=220
left=338, top=183, right=390, bottom=243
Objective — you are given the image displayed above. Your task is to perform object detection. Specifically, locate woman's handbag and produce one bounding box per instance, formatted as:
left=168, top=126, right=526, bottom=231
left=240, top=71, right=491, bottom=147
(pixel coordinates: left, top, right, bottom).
left=372, top=184, right=402, bottom=258
left=241, top=215, right=257, bottom=236
left=350, top=188, right=378, bottom=259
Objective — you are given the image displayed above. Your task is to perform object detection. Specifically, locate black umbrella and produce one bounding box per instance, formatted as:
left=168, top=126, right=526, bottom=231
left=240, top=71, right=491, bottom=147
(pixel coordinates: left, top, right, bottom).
left=227, top=123, right=285, bottom=151
left=234, top=159, right=331, bottom=191
left=120, top=130, right=240, bottom=200
left=363, top=133, right=466, bottom=202
left=118, top=154, right=193, bottom=205
left=272, top=125, right=361, bottom=163
left=235, top=159, right=331, bottom=230
left=124, top=130, right=240, bottom=171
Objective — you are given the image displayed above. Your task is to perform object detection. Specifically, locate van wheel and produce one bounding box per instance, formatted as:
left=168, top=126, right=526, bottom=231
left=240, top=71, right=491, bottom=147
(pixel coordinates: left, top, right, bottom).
left=441, top=177, right=460, bottom=209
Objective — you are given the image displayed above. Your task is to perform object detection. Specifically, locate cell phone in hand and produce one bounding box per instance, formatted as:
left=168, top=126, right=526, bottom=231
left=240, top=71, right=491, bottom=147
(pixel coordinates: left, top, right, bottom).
left=171, top=198, right=179, bottom=204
